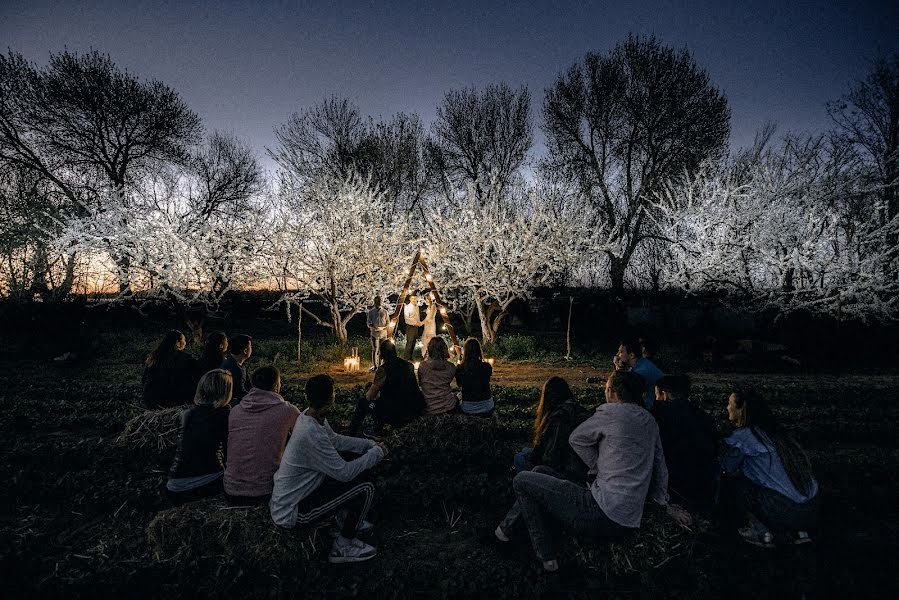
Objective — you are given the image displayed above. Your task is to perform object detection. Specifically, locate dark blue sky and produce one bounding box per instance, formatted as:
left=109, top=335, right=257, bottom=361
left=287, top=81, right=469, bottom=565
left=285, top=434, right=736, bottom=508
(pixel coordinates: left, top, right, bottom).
left=3, top=0, right=897, bottom=172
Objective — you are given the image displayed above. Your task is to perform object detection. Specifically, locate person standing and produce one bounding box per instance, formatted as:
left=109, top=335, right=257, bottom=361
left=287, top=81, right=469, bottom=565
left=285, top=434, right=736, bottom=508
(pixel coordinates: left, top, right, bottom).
left=402, top=294, right=423, bottom=361
left=420, top=295, right=438, bottom=359
left=221, top=334, right=252, bottom=407
left=366, top=296, right=390, bottom=372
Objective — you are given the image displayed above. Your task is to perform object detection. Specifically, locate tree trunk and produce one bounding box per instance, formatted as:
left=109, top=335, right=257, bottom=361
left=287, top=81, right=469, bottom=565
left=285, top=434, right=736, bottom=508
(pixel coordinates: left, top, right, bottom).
left=565, top=296, right=573, bottom=360
left=475, top=296, right=495, bottom=344
left=609, top=256, right=627, bottom=292
left=296, top=301, right=303, bottom=363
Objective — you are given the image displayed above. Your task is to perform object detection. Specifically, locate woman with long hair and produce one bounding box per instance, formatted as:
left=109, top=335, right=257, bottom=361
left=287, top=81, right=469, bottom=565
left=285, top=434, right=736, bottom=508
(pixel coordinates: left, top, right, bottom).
left=722, top=388, right=819, bottom=547
left=418, top=337, right=458, bottom=415
left=456, top=338, right=494, bottom=416
left=166, top=369, right=233, bottom=504
left=197, top=331, right=228, bottom=374
left=512, top=376, right=590, bottom=480
left=141, top=330, right=200, bottom=408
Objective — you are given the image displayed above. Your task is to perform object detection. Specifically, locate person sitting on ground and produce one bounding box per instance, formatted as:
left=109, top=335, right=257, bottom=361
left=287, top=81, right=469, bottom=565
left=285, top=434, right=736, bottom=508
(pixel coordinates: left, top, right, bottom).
left=270, top=374, right=384, bottom=564
left=495, top=371, right=690, bottom=572
left=721, top=388, right=819, bottom=547
left=221, top=334, right=252, bottom=406
left=653, top=375, right=718, bottom=514
left=348, top=340, right=424, bottom=437
left=141, top=329, right=200, bottom=408
left=165, top=369, right=232, bottom=504
left=224, top=366, right=300, bottom=505
left=639, top=335, right=668, bottom=373
left=456, top=338, right=494, bottom=416
left=417, top=337, right=458, bottom=416
left=614, top=336, right=663, bottom=409
left=197, top=331, right=228, bottom=374
left=512, top=376, right=590, bottom=481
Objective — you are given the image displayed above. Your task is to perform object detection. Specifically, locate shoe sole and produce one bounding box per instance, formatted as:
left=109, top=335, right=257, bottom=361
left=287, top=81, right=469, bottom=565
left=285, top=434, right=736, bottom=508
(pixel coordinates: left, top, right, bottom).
left=328, top=553, right=377, bottom=564
left=741, top=537, right=775, bottom=548
left=793, top=537, right=813, bottom=545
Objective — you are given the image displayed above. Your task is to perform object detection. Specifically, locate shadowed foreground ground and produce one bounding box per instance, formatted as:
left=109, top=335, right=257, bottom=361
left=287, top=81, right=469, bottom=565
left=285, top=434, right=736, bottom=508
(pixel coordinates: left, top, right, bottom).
left=0, top=326, right=897, bottom=598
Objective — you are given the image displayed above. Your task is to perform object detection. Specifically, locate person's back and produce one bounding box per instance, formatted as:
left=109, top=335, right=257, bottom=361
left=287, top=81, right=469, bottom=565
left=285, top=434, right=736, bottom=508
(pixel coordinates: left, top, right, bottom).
left=170, top=404, right=230, bottom=479
left=142, top=351, right=199, bottom=408
left=224, top=367, right=300, bottom=501
left=532, top=400, right=590, bottom=481
left=377, top=357, right=424, bottom=425
left=631, top=357, right=663, bottom=409
left=418, top=358, right=457, bottom=415
left=655, top=398, right=718, bottom=511
left=570, top=401, right=668, bottom=528
left=723, top=427, right=818, bottom=504
left=456, top=359, right=492, bottom=403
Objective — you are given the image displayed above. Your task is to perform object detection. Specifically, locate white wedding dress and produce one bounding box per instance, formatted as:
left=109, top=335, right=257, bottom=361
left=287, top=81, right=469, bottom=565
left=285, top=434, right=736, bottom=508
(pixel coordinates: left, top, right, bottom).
left=420, top=303, right=438, bottom=358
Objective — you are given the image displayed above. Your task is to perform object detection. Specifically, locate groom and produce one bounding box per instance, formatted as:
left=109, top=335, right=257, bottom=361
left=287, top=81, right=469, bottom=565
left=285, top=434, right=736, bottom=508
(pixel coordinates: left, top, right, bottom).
left=402, top=293, right=423, bottom=361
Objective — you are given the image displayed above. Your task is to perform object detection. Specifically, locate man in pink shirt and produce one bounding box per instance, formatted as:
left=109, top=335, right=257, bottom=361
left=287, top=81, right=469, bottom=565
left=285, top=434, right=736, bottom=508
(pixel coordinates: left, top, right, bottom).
left=224, top=366, right=300, bottom=504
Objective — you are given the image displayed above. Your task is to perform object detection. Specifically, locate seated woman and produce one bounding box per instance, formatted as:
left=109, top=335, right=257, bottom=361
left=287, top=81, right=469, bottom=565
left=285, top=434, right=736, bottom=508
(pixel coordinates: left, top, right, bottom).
left=513, top=376, right=590, bottom=481
left=417, top=337, right=458, bottom=415
left=455, top=338, right=494, bottom=416
left=197, top=331, right=228, bottom=374
left=721, top=388, right=819, bottom=547
left=165, top=369, right=232, bottom=504
left=348, top=340, right=424, bottom=437
left=142, top=330, right=200, bottom=408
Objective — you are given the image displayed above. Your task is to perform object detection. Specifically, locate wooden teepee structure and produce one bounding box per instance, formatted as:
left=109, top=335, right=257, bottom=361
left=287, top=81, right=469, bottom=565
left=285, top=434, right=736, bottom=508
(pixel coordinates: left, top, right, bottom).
left=387, top=250, right=461, bottom=353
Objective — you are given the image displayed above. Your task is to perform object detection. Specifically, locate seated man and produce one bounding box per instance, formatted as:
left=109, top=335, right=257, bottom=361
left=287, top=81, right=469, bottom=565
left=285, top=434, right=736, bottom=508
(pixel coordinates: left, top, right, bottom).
left=221, top=334, right=252, bottom=407
left=224, top=366, right=300, bottom=504
left=348, top=340, right=424, bottom=437
left=653, top=375, right=718, bottom=513
left=495, top=371, right=690, bottom=572
left=270, top=374, right=384, bottom=564
left=614, top=336, right=664, bottom=409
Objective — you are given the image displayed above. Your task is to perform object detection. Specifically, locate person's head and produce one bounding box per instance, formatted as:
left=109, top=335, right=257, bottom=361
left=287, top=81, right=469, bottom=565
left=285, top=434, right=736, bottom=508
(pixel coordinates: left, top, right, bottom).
left=230, top=334, right=252, bottom=360
left=640, top=336, right=658, bottom=359
left=251, top=365, right=281, bottom=393
left=605, top=370, right=644, bottom=405
left=427, top=337, right=450, bottom=361
left=408, top=293, right=418, bottom=304
left=655, top=374, right=691, bottom=403
left=533, top=376, right=576, bottom=445
left=462, top=338, right=483, bottom=364
left=305, top=373, right=336, bottom=412
left=616, top=337, right=642, bottom=369
left=202, top=331, right=228, bottom=360
left=727, top=388, right=815, bottom=496
left=380, top=339, right=398, bottom=364
left=374, top=295, right=382, bottom=308
left=194, top=369, right=233, bottom=408
left=146, top=329, right=186, bottom=367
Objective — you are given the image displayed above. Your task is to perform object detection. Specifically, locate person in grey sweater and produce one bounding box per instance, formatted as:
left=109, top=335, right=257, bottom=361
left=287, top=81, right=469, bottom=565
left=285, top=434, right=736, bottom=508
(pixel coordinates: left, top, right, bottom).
left=270, top=374, right=384, bottom=564
left=495, top=370, right=691, bottom=572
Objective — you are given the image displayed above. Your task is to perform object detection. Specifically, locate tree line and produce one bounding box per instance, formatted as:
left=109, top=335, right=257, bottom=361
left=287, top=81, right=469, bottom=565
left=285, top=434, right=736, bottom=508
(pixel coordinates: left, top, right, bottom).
left=1, top=35, right=896, bottom=342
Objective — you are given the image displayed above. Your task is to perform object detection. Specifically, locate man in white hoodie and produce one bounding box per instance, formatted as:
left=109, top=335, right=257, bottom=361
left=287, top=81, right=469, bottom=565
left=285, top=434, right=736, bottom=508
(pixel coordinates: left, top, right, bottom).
left=270, top=374, right=385, bottom=564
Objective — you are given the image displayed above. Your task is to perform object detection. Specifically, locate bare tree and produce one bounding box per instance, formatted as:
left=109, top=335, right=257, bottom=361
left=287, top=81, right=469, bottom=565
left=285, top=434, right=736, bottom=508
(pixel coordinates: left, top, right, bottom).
left=429, top=83, right=533, bottom=205
left=828, top=53, right=899, bottom=277
left=542, top=34, right=730, bottom=290
left=0, top=49, right=202, bottom=293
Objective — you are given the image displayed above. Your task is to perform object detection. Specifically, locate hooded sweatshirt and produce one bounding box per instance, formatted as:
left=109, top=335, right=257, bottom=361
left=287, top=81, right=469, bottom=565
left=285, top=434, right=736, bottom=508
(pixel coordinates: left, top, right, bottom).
left=418, top=358, right=457, bottom=415
left=224, top=388, right=300, bottom=497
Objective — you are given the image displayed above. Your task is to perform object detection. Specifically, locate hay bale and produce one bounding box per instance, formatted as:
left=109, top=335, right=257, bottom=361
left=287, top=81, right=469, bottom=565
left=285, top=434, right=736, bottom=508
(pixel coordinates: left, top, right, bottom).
left=147, top=498, right=328, bottom=565
left=116, top=407, right=181, bottom=450
left=574, top=508, right=698, bottom=576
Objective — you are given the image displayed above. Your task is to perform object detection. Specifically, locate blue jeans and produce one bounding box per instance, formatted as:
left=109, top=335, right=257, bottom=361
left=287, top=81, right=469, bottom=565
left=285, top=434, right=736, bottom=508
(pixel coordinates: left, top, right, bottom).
left=513, top=447, right=534, bottom=473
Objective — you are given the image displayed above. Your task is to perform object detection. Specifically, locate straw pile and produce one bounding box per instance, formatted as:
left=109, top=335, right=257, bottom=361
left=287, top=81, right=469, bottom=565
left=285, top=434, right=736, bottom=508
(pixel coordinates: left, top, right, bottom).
left=147, top=498, right=328, bottom=565
left=115, top=407, right=181, bottom=451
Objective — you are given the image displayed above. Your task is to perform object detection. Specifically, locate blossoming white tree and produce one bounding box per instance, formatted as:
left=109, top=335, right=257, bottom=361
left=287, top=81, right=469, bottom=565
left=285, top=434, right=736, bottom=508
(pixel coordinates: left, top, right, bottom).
left=262, top=173, right=412, bottom=344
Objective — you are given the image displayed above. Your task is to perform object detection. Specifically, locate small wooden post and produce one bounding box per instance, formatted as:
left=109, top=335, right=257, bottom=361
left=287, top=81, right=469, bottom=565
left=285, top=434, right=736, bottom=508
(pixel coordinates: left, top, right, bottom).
left=564, top=296, right=573, bottom=361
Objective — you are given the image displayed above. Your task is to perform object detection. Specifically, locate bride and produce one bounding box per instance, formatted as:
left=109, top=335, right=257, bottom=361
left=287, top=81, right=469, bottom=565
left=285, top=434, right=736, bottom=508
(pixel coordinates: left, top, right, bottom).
left=420, top=294, right=438, bottom=359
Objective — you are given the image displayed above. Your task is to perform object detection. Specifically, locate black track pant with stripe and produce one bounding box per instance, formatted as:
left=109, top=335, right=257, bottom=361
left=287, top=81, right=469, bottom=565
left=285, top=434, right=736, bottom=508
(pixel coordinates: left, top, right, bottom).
left=295, top=477, right=375, bottom=538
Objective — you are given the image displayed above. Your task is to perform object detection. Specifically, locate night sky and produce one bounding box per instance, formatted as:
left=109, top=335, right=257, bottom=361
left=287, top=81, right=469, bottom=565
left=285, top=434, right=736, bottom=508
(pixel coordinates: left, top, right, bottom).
left=3, top=0, right=897, bottom=172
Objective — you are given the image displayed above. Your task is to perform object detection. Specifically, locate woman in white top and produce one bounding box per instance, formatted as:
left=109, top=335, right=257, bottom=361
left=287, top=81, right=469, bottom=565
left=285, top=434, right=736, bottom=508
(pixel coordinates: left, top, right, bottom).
left=420, top=295, right=438, bottom=359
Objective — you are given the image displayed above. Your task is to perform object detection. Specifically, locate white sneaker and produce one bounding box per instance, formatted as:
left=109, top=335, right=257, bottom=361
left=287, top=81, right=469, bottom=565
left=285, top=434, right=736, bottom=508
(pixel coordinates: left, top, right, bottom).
left=328, top=537, right=377, bottom=564
left=334, top=512, right=374, bottom=534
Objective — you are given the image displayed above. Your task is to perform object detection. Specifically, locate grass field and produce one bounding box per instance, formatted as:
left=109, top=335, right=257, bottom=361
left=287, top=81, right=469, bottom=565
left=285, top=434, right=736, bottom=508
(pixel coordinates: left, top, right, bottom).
left=1, top=321, right=897, bottom=598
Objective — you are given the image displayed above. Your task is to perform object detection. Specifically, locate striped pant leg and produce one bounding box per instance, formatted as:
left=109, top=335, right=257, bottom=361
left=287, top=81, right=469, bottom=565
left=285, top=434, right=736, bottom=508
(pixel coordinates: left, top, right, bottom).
left=295, top=478, right=375, bottom=538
